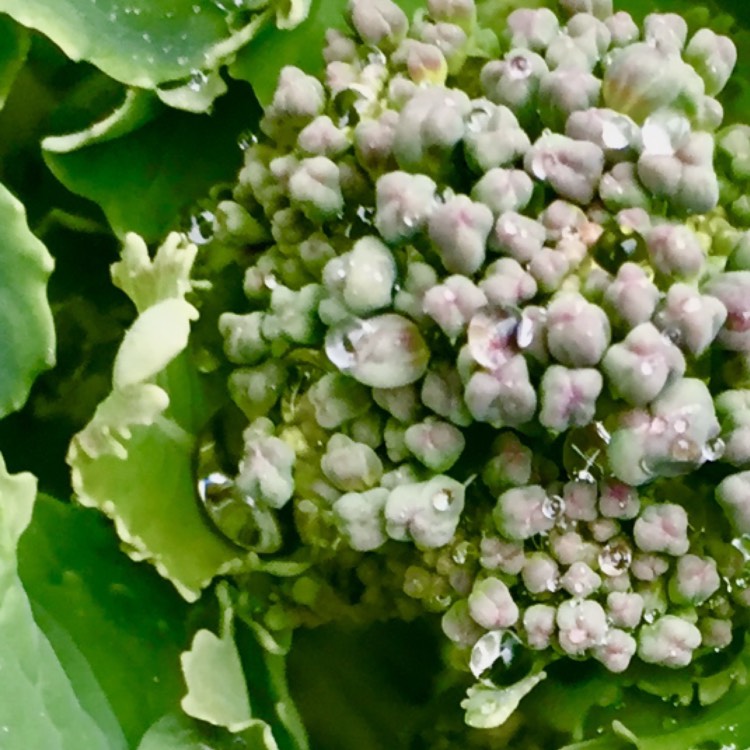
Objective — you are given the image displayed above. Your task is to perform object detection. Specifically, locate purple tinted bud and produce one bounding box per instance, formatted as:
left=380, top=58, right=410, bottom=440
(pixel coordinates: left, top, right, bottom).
left=323, top=29, right=358, bottom=64
left=442, top=600, right=484, bottom=646
left=564, top=480, right=598, bottom=522
left=700, top=618, right=733, bottom=649
left=545, top=31, right=600, bottom=72
left=489, top=212, right=546, bottom=262
left=482, top=432, right=533, bottom=493
left=522, top=552, right=560, bottom=594
left=354, top=110, right=399, bottom=173
left=557, top=599, right=608, bottom=656
left=602, top=322, right=686, bottom=406
left=468, top=578, right=520, bottom=629
left=428, top=195, right=493, bottom=274
left=480, top=536, right=526, bottom=574
left=715, top=391, right=750, bottom=467
left=539, top=200, right=586, bottom=240
left=638, top=130, right=719, bottom=215
left=633, top=503, right=689, bottom=556
left=538, top=70, right=602, bottom=131
left=631, top=552, right=669, bottom=581
left=653, top=284, right=727, bottom=356
left=404, top=418, right=466, bottom=472
left=540, top=366, right=603, bottom=432
left=704, top=272, right=750, bottom=352
left=561, top=561, right=602, bottom=597
left=422, top=275, right=488, bottom=342
left=599, top=480, right=640, bottom=519
left=716, top=471, right=750, bottom=534
left=464, top=102, right=531, bottom=172
left=480, top=50, right=548, bottom=116
left=567, top=13, right=612, bottom=57
left=605, top=11, right=639, bottom=47
left=375, top=171, right=437, bottom=243
left=321, top=433, right=383, bottom=492
left=594, top=629, right=636, bottom=673
left=325, top=60, right=358, bottom=96
left=494, top=485, right=555, bottom=540
left=638, top=615, right=701, bottom=668
left=422, top=362, right=473, bottom=426
left=348, top=0, right=408, bottom=48
left=643, top=13, right=687, bottom=54
left=559, top=0, right=612, bottom=20
left=342, top=236, right=396, bottom=315
left=298, top=116, right=350, bottom=157
left=471, top=168, right=534, bottom=216
left=288, top=157, right=343, bottom=221
left=607, top=591, right=644, bottom=628
left=333, top=488, right=389, bottom=551
left=686, top=29, right=738, bottom=97
left=505, top=8, right=560, bottom=51
left=385, top=475, right=465, bottom=548
left=262, top=66, right=325, bottom=137
left=393, top=39, right=448, bottom=84
left=393, top=87, right=470, bottom=169
left=523, top=604, right=556, bottom=649
left=427, top=0, right=476, bottom=30
left=547, top=293, right=611, bottom=367
left=602, top=262, right=660, bottom=329
left=669, top=554, right=720, bottom=605
left=480, top=258, right=538, bottom=308
left=528, top=247, right=571, bottom=293
left=465, top=356, right=537, bottom=427
left=550, top=530, right=599, bottom=565
left=602, top=44, right=703, bottom=123
left=373, top=383, right=420, bottom=423
left=645, top=223, right=706, bottom=279
left=526, top=133, right=604, bottom=204
left=589, top=517, right=620, bottom=542
left=419, top=22, right=468, bottom=73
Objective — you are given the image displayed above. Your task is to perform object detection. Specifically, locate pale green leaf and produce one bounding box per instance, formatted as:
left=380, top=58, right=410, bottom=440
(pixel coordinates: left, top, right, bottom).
left=0, top=181, right=55, bottom=418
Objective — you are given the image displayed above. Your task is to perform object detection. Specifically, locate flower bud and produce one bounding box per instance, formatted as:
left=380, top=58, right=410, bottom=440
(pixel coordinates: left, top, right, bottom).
left=643, top=13, right=687, bottom=54
left=526, top=133, right=605, bottom=204
left=522, top=552, right=560, bottom=594
left=561, top=561, right=602, bottom=597
left=464, top=356, right=537, bottom=427
left=505, top=8, right=560, bottom=51
left=607, top=591, right=644, bottom=628
left=428, top=194, right=493, bottom=275
left=220, top=311, right=269, bottom=365
left=298, top=115, right=350, bottom=158
left=321, top=433, right=384, bottom=491
left=375, top=170, right=438, bottom=243
left=602, top=322, right=686, bottom=406
left=645, top=223, right=705, bottom=279
left=638, top=615, right=701, bottom=668
left=422, top=275, right=488, bottom=342
left=308, top=372, right=370, bottom=430
left=669, top=554, right=720, bottom=605
left=469, top=578, right=520, bottom=629
left=228, top=361, right=287, bottom=420
left=599, top=479, right=640, bottom=519
left=464, top=102, right=531, bottom=173
left=633, top=503, right=689, bottom=556
left=405, top=418, right=466, bottom=472
left=482, top=432, right=533, bottom=494
left=372, top=383, right=420, bottom=423
left=546, top=292, right=611, bottom=367
left=427, top=0, right=476, bottom=30
left=479, top=536, right=526, bottom=574
left=563, top=480, right=598, bottom=522
left=528, top=247, right=571, bottom=293
left=523, top=604, right=556, bottom=649
left=471, top=168, right=535, bottom=216
left=288, top=157, right=344, bottom=221
left=716, top=471, right=750, bottom=534
left=602, top=262, right=660, bottom=330
left=704, top=272, right=750, bottom=352
left=262, top=66, right=325, bottom=138
left=685, top=28, right=737, bottom=96
left=545, top=31, right=599, bottom=72
left=354, top=110, right=399, bottom=173
left=559, top=0, right=612, bottom=19
left=393, top=39, right=449, bottom=84
left=422, top=361, right=472, bottom=427
left=557, top=599, right=608, bottom=656
left=489, top=212, right=546, bottom=262
left=539, top=366, right=603, bottom=432
left=480, top=50, right=548, bottom=118
left=480, top=258, right=538, bottom=308
left=494, top=485, right=555, bottom=540
left=593, top=628, right=636, bottom=673
left=334, top=488, right=389, bottom=552
left=349, top=0, right=408, bottom=48
left=605, top=11, right=638, bottom=47
left=442, top=600, right=484, bottom=646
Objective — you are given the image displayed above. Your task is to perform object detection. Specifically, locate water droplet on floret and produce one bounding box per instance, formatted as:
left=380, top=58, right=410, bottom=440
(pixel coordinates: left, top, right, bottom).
left=599, top=539, right=633, bottom=576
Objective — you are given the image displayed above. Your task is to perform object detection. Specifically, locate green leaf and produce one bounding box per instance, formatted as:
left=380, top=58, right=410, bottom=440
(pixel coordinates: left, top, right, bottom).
left=0, top=180, right=55, bottom=418
left=68, top=233, right=246, bottom=601
left=229, top=0, right=425, bottom=106
left=43, top=86, right=258, bottom=241
left=0, top=455, right=112, bottom=750
left=137, top=713, right=281, bottom=750
left=0, top=0, right=258, bottom=93
left=0, top=15, right=30, bottom=110
left=181, top=587, right=254, bottom=732
left=17, top=494, right=195, bottom=746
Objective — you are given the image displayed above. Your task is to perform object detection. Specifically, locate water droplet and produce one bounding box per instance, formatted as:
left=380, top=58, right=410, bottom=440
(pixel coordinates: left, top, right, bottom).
left=470, top=630, right=504, bottom=678
left=703, top=437, right=726, bottom=462
left=542, top=494, right=566, bottom=522
left=452, top=541, right=471, bottom=564
left=467, top=308, right=519, bottom=370
left=601, top=118, right=631, bottom=150
left=187, top=210, right=215, bottom=245
left=516, top=311, right=537, bottom=349
left=432, top=489, right=453, bottom=511
left=188, top=69, right=208, bottom=92
left=599, top=539, right=633, bottom=576
left=508, top=54, right=531, bottom=80
left=325, top=318, right=367, bottom=372
left=192, top=3, right=202, bottom=12
left=177, top=55, right=189, bottom=66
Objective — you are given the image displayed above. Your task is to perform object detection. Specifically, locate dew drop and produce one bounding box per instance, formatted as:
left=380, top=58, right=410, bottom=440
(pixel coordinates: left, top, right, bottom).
left=188, top=69, right=208, bottom=92
left=432, top=489, right=453, bottom=511
left=542, top=494, right=566, bottom=522
left=467, top=308, right=519, bottom=370
left=598, top=539, right=633, bottom=576
left=470, top=630, right=504, bottom=678
left=324, top=317, right=369, bottom=373
left=703, top=437, right=726, bottom=462
left=601, top=118, right=631, bottom=150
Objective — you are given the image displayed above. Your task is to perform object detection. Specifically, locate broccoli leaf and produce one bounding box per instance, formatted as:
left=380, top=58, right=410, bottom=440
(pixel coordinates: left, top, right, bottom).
left=0, top=181, right=55, bottom=419
left=43, top=87, right=257, bottom=241
left=0, top=15, right=29, bottom=111
left=0, top=455, right=113, bottom=750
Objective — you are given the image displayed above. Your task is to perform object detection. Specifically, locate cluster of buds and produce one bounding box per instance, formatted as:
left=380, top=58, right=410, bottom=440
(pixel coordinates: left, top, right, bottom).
left=200, top=0, right=750, bottom=727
